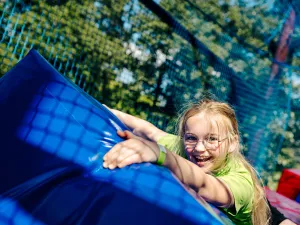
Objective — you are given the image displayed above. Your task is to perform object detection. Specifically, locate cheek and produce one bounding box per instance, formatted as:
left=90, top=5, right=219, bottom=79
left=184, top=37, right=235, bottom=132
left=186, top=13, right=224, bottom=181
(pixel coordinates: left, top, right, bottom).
left=211, top=150, right=220, bottom=158
left=185, top=145, right=193, bottom=153
left=213, top=144, right=227, bottom=158
left=184, top=146, right=193, bottom=157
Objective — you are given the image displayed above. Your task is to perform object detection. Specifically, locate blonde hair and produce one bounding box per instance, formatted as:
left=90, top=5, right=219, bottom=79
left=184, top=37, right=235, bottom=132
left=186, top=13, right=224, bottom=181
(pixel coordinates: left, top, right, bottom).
left=176, top=99, right=271, bottom=225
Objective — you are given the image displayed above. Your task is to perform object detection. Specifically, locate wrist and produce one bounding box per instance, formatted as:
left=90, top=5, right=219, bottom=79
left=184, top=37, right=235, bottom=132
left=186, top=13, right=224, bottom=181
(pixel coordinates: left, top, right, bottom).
left=156, top=144, right=167, bottom=166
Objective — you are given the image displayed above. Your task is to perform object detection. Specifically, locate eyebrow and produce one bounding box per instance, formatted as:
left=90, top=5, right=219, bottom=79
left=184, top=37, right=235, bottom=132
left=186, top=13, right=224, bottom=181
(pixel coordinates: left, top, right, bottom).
left=185, top=132, right=219, bottom=136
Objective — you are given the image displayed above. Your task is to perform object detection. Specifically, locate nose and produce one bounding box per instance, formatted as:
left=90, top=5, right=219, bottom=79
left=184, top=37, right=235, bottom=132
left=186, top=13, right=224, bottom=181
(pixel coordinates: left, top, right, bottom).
left=193, top=140, right=206, bottom=152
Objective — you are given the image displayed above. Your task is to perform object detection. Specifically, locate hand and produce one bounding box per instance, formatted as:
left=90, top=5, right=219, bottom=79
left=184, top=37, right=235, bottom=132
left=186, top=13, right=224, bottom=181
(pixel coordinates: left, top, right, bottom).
left=103, top=130, right=160, bottom=169
left=103, top=104, right=121, bottom=118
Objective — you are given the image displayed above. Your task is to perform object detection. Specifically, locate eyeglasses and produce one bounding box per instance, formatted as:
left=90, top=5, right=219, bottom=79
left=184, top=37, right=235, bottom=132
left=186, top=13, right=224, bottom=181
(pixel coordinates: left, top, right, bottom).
left=184, top=133, right=229, bottom=150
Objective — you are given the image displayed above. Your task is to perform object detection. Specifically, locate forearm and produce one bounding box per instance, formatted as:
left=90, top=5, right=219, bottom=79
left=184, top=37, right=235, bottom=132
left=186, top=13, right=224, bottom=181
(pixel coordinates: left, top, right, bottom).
left=163, top=149, right=232, bottom=207
left=111, top=109, right=146, bottom=131
left=163, top=150, right=206, bottom=190
left=110, top=109, right=166, bottom=142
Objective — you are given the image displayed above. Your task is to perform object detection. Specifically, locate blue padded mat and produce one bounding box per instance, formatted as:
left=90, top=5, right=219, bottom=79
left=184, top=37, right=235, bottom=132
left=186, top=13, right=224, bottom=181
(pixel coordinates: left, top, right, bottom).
left=0, top=49, right=232, bottom=225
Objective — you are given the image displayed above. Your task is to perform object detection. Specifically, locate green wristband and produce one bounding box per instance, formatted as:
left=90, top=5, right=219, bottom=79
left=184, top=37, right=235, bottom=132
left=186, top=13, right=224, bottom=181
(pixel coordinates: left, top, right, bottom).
left=157, top=144, right=167, bottom=166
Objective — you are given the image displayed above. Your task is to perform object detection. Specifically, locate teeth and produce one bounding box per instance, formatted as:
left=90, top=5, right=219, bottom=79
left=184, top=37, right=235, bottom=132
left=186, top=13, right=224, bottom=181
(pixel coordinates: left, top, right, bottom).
left=194, top=156, right=211, bottom=162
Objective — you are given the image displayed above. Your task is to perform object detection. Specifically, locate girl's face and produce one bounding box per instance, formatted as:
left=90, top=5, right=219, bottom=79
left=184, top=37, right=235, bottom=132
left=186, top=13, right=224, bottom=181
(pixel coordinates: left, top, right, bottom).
left=184, top=113, right=232, bottom=173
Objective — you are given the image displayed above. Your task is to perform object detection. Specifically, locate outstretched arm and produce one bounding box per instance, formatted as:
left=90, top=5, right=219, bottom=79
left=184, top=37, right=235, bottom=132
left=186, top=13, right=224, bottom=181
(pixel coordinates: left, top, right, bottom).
left=163, top=146, right=233, bottom=207
left=106, top=106, right=168, bottom=142
left=103, top=131, right=233, bottom=208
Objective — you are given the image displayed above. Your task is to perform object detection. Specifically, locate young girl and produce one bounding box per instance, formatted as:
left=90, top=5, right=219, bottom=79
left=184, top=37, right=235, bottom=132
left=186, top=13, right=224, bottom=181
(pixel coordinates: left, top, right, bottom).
left=103, top=99, right=271, bottom=225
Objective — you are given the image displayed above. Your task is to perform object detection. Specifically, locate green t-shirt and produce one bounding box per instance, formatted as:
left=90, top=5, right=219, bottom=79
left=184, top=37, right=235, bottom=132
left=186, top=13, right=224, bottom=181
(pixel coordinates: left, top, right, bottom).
left=158, top=134, right=254, bottom=225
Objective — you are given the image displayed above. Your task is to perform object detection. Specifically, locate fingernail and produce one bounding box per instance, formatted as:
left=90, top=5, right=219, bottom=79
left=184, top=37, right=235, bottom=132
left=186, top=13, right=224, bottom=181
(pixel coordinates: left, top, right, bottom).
left=103, top=162, right=108, bottom=168
left=108, top=164, right=115, bottom=170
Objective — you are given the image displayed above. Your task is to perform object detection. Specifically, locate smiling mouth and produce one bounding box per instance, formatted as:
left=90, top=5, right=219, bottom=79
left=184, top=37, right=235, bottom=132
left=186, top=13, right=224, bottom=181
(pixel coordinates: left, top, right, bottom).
left=193, top=156, right=212, bottom=163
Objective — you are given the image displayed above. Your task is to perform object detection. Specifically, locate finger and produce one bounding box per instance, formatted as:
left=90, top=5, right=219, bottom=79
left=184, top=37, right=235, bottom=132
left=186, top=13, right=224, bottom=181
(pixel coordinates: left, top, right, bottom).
left=103, top=104, right=109, bottom=109
left=106, top=143, right=136, bottom=168
left=117, top=130, right=138, bottom=140
left=110, top=108, right=120, bottom=116
left=117, top=130, right=133, bottom=139
left=106, top=148, right=124, bottom=169
left=103, top=143, right=122, bottom=161
left=123, top=130, right=143, bottom=141
left=123, top=130, right=135, bottom=139
left=115, top=148, right=136, bottom=164
left=106, top=147, right=137, bottom=169
left=103, top=104, right=115, bottom=114
left=117, top=153, right=143, bottom=168
left=103, top=161, right=108, bottom=168
left=117, top=130, right=127, bottom=139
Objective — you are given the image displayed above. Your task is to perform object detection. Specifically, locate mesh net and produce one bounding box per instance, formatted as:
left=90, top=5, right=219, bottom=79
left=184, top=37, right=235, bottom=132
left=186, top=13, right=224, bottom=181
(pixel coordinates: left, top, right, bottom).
left=0, top=0, right=299, bottom=181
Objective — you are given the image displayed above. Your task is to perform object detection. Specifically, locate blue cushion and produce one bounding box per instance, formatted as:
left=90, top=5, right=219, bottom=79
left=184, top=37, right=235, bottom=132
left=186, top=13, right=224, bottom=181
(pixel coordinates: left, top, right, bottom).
left=0, top=49, right=231, bottom=225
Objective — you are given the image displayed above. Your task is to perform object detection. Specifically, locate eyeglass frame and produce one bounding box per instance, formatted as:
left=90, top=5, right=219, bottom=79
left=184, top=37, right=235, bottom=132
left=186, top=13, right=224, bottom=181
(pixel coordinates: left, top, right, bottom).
left=183, top=133, right=231, bottom=151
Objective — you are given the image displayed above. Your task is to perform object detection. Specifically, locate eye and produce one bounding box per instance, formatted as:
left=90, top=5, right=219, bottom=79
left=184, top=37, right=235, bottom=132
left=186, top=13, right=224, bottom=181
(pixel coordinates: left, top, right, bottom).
left=206, top=136, right=218, bottom=142
left=185, top=135, right=197, bottom=141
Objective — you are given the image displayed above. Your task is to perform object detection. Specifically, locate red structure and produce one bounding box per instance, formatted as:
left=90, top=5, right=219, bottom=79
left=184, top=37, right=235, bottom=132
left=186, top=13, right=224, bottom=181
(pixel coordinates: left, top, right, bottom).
left=277, top=169, right=300, bottom=201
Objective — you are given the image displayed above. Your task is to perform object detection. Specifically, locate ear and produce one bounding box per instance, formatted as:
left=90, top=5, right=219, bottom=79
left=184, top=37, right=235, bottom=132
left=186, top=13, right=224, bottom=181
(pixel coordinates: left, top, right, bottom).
left=228, top=135, right=239, bottom=153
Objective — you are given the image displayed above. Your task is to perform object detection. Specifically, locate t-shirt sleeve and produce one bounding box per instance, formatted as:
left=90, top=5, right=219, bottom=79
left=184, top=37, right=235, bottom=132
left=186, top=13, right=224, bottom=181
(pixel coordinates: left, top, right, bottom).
left=217, top=169, right=254, bottom=217
left=157, top=134, right=184, bottom=156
